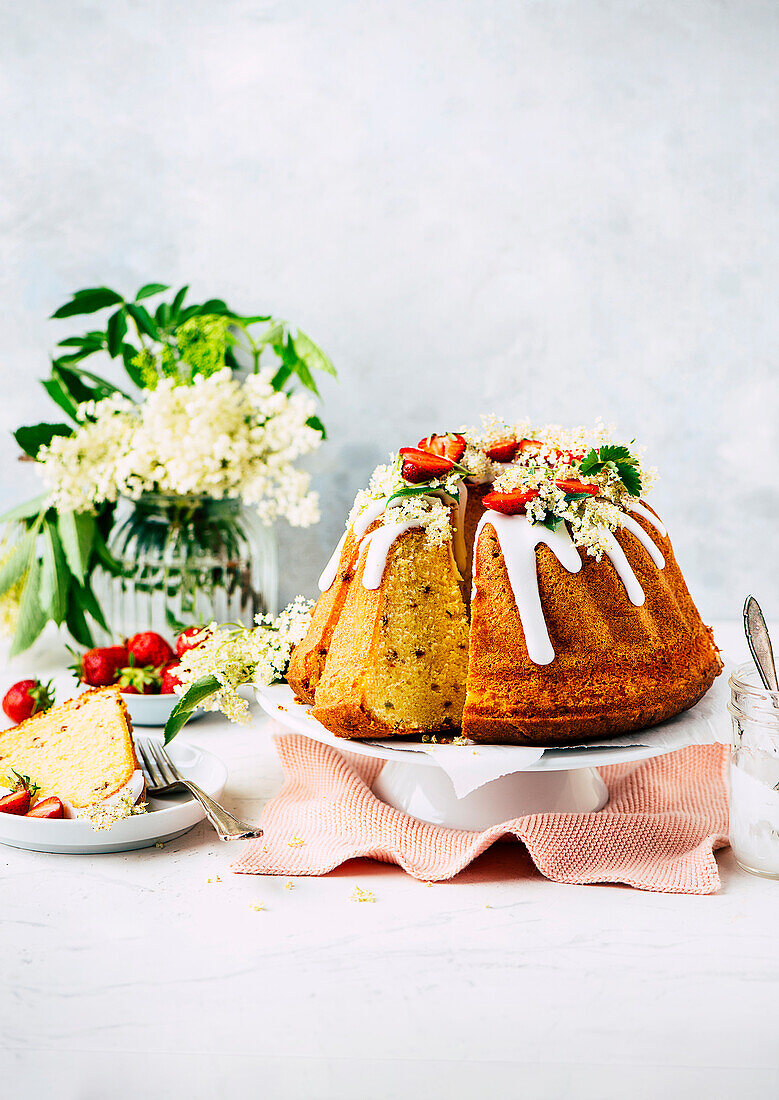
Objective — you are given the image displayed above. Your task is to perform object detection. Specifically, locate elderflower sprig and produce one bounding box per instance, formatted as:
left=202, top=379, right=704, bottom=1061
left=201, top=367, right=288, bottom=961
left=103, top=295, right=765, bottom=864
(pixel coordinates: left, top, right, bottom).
left=37, top=369, right=323, bottom=527
left=164, top=597, right=314, bottom=741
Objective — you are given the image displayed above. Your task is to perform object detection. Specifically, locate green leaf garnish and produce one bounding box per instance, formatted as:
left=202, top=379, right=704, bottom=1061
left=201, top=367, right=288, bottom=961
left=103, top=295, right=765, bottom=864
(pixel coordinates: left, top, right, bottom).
left=165, top=675, right=221, bottom=743
left=579, top=445, right=642, bottom=497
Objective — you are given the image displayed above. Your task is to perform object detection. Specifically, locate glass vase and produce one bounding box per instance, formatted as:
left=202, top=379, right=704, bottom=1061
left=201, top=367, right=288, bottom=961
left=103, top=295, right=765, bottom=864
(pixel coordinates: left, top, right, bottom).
left=97, top=494, right=278, bottom=639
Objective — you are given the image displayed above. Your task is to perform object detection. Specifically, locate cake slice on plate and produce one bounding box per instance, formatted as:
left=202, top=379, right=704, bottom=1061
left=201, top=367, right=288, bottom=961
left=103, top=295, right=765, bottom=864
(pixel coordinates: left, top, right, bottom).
left=0, top=687, right=144, bottom=812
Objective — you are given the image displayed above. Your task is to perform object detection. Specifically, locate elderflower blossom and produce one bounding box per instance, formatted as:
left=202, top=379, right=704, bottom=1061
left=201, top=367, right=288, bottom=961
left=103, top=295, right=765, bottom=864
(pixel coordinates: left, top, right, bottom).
left=78, top=792, right=149, bottom=831
left=37, top=368, right=322, bottom=527
left=174, top=596, right=314, bottom=723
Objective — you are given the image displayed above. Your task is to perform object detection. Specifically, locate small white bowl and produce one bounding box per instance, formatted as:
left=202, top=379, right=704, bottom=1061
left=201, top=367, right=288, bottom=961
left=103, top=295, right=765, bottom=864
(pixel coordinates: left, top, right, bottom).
left=121, top=691, right=204, bottom=728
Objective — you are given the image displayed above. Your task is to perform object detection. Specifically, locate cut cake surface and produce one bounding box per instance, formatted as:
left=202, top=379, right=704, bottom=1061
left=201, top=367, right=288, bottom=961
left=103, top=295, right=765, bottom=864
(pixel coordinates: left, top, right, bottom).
left=0, top=687, right=140, bottom=809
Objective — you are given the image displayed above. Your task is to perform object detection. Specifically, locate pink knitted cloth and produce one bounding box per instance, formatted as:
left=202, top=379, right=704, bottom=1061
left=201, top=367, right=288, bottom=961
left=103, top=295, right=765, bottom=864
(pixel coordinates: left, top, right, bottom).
left=231, top=734, right=730, bottom=894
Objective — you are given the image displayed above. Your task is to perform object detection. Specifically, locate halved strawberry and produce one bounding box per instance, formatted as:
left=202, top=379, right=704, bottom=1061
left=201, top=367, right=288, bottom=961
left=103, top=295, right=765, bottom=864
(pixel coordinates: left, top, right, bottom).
left=486, top=438, right=520, bottom=463
left=517, top=438, right=544, bottom=458
left=555, top=479, right=599, bottom=496
left=417, top=433, right=467, bottom=464
left=483, top=488, right=540, bottom=514
left=550, top=448, right=586, bottom=467
left=26, top=796, right=64, bottom=819
left=0, top=788, right=31, bottom=815
left=399, top=447, right=455, bottom=484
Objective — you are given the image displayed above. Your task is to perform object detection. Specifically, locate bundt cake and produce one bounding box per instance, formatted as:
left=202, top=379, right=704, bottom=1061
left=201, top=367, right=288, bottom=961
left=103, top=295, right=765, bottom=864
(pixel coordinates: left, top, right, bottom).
left=289, top=419, right=721, bottom=745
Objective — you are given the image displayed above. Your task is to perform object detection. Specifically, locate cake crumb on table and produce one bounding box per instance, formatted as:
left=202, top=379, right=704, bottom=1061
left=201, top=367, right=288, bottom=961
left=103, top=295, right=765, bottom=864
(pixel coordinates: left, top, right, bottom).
left=250, top=901, right=265, bottom=912
left=349, top=886, right=376, bottom=903
left=288, top=836, right=305, bottom=847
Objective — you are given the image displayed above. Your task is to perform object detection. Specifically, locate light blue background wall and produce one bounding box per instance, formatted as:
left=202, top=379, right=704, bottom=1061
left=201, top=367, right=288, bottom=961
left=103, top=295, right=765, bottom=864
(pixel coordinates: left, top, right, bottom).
left=1, top=0, right=777, bottom=618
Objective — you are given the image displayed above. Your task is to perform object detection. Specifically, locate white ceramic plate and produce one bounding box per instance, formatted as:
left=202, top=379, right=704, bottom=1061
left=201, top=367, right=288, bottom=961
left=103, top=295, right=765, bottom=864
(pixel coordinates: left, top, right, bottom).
left=0, top=738, right=227, bottom=854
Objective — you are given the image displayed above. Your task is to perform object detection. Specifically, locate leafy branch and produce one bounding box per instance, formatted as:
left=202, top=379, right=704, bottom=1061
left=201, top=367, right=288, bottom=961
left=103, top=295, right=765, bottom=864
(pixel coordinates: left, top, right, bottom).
left=2, top=282, right=337, bottom=654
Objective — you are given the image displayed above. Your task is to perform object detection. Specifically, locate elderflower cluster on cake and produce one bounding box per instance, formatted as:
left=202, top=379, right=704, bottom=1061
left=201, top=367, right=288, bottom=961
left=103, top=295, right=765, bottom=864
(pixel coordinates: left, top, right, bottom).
left=343, top=416, right=656, bottom=560
left=37, top=368, right=322, bottom=527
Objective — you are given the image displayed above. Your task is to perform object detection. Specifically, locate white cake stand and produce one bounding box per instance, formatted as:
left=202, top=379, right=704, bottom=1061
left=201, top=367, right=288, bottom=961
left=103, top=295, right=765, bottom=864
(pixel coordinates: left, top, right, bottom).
left=255, top=684, right=690, bottom=830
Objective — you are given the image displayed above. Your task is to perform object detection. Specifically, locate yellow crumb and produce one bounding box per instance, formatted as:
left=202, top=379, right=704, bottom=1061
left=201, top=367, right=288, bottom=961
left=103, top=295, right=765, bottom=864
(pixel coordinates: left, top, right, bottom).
left=421, top=881, right=434, bottom=888
left=284, top=881, right=295, bottom=890
left=207, top=875, right=222, bottom=884
left=288, top=836, right=305, bottom=848
left=250, top=901, right=265, bottom=912
left=349, top=886, right=375, bottom=903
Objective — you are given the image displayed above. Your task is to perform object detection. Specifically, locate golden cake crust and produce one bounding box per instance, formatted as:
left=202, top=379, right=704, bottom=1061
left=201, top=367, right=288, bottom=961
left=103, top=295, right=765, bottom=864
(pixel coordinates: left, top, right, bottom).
left=462, top=508, right=722, bottom=745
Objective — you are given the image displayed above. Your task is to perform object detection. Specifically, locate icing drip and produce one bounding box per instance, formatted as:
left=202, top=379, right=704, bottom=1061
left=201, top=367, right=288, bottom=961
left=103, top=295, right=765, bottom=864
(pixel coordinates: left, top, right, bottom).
left=620, top=514, right=665, bottom=569
left=359, top=521, right=421, bottom=589
left=352, top=497, right=391, bottom=540
left=628, top=500, right=667, bottom=539
left=317, top=531, right=348, bottom=592
left=599, top=530, right=645, bottom=606
left=476, top=513, right=581, bottom=665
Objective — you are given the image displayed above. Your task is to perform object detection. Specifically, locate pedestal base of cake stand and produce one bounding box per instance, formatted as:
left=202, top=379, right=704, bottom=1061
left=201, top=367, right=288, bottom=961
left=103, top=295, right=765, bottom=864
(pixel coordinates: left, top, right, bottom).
left=371, top=759, right=608, bottom=831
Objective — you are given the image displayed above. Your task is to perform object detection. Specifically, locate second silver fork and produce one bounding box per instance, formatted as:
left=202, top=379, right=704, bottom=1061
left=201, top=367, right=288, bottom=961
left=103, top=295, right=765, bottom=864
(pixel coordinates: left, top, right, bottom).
left=137, top=739, right=263, bottom=842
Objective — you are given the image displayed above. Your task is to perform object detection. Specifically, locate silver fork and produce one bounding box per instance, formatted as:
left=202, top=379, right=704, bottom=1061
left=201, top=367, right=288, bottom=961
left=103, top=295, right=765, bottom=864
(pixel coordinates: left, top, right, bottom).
left=136, top=739, right=263, bottom=842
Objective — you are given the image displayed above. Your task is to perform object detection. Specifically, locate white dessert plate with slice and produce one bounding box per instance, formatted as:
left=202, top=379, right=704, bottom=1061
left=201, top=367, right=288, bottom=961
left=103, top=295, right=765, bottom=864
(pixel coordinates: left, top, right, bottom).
left=0, top=738, right=227, bottom=855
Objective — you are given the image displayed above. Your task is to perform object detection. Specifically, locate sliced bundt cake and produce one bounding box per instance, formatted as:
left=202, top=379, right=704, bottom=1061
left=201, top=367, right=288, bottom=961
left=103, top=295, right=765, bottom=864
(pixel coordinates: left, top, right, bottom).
left=288, top=420, right=721, bottom=745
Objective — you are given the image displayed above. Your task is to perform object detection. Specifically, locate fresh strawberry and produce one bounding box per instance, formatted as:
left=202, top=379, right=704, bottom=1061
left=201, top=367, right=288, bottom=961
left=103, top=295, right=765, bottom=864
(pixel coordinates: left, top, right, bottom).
left=554, top=479, right=599, bottom=496
left=71, top=645, right=129, bottom=687
left=2, top=678, right=55, bottom=724
left=126, top=632, right=174, bottom=668
left=417, top=433, right=467, bottom=464
left=0, top=771, right=40, bottom=815
left=483, top=488, right=540, bottom=514
left=160, top=661, right=183, bottom=694
left=175, top=626, right=207, bottom=658
left=117, top=664, right=161, bottom=695
left=486, top=438, right=520, bottom=463
left=0, top=788, right=32, bottom=815
left=517, top=438, right=545, bottom=458
left=550, top=448, right=586, bottom=467
left=26, top=796, right=64, bottom=819
left=399, top=447, right=455, bottom=484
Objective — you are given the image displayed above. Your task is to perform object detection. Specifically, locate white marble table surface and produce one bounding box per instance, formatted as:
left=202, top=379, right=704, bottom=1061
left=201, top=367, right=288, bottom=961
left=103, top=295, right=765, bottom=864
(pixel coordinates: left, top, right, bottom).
left=2, top=621, right=777, bottom=1099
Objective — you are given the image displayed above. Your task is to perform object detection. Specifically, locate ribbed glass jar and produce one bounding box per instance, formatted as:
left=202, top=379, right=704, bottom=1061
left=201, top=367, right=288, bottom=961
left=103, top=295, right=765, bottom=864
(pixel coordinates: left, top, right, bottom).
left=728, top=662, right=779, bottom=879
left=97, top=494, right=278, bottom=638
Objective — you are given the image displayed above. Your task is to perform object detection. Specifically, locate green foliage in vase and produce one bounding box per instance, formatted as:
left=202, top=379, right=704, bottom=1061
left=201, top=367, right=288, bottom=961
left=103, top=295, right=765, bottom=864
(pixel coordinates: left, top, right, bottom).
left=2, top=283, right=336, bottom=654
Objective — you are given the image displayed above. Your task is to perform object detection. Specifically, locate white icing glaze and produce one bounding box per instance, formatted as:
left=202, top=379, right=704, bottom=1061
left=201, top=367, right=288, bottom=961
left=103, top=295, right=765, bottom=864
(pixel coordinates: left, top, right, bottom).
left=352, top=497, right=391, bottom=540
left=317, top=531, right=348, bottom=592
left=628, top=499, right=667, bottom=539
left=599, top=530, right=645, bottom=606
left=620, top=513, right=665, bottom=569
left=359, top=521, right=421, bottom=589
left=476, top=512, right=582, bottom=665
